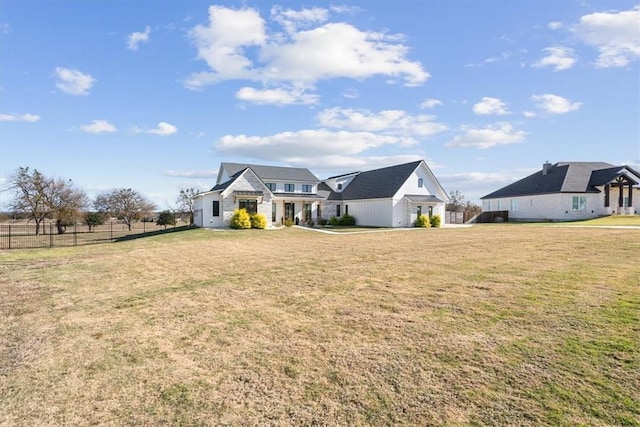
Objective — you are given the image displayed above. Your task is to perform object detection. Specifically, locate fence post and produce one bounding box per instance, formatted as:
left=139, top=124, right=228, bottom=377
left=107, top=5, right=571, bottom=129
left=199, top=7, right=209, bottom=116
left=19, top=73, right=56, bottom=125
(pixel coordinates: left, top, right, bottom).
left=74, top=222, right=77, bottom=246
left=8, top=225, right=11, bottom=250
left=50, top=223, right=54, bottom=247
left=110, top=222, right=113, bottom=242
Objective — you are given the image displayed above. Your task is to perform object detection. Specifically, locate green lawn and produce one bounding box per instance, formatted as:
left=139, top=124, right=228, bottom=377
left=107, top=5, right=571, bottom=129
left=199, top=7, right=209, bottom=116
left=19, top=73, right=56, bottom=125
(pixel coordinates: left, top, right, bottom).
left=1, top=225, right=638, bottom=425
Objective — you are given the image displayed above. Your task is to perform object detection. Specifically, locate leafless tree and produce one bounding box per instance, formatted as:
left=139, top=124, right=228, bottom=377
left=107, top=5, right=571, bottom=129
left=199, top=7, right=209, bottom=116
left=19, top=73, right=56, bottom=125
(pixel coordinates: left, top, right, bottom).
left=176, top=188, right=199, bottom=225
left=8, top=167, right=88, bottom=234
left=94, top=188, right=157, bottom=231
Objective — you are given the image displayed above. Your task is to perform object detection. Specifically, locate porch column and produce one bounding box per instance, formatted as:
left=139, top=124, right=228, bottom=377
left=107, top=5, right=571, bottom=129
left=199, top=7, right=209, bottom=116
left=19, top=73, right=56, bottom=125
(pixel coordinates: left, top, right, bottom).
left=604, top=184, right=610, bottom=207
left=628, top=183, right=633, bottom=206
left=619, top=185, right=624, bottom=207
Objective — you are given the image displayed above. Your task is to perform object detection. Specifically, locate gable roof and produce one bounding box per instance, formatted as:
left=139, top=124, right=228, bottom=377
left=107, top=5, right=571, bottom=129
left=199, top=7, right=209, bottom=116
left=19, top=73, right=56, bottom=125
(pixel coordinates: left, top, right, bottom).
left=326, top=160, right=423, bottom=201
left=481, top=161, right=639, bottom=199
left=219, top=162, right=319, bottom=183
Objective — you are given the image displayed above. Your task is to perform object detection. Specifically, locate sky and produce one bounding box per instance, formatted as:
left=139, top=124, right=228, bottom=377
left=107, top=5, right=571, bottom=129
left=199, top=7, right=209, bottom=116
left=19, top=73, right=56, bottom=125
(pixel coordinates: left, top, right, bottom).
left=1, top=0, right=639, bottom=210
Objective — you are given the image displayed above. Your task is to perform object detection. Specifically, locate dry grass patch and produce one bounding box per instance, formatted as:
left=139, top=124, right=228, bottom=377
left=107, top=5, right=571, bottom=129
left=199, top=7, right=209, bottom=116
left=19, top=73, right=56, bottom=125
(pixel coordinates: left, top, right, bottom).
left=1, top=225, right=639, bottom=425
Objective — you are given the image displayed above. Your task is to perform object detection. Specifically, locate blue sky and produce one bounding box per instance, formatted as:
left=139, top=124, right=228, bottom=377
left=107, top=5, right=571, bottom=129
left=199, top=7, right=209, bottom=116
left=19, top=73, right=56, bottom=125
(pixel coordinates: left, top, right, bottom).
left=1, top=0, right=639, bottom=209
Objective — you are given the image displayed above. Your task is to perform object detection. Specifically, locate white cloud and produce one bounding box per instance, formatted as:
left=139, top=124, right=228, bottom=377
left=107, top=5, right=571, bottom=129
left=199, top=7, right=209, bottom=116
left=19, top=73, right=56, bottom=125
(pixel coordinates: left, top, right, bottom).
left=465, top=51, right=512, bottom=67
left=127, top=26, right=151, bottom=50
left=531, top=94, right=582, bottom=114
left=0, top=112, right=40, bottom=122
left=235, top=86, right=319, bottom=105
left=271, top=5, right=328, bottom=34
left=134, top=122, right=178, bottom=136
left=533, top=46, right=576, bottom=71
left=572, top=5, right=640, bottom=68
left=81, top=119, right=116, bottom=133
left=186, top=5, right=428, bottom=93
left=446, top=122, right=526, bottom=149
left=420, top=98, right=443, bottom=109
left=216, top=129, right=412, bottom=162
left=55, top=67, right=96, bottom=95
left=149, top=122, right=177, bottom=136
left=317, top=107, right=447, bottom=137
left=163, top=170, right=218, bottom=178
left=185, top=6, right=267, bottom=89
left=342, top=88, right=359, bottom=99
left=523, top=111, right=537, bottom=118
left=548, top=21, right=563, bottom=30
left=472, top=97, right=510, bottom=115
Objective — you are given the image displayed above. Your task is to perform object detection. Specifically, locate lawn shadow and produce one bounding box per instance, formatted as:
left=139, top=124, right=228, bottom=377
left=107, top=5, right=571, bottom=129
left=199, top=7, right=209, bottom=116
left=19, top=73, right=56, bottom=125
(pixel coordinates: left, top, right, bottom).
left=114, top=225, right=195, bottom=242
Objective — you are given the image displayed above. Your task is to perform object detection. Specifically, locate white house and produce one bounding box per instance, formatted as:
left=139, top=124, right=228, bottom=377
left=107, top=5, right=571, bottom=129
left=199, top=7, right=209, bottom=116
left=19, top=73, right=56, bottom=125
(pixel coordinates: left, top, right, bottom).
left=193, top=160, right=449, bottom=228
left=481, top=161, right=640, bottom=221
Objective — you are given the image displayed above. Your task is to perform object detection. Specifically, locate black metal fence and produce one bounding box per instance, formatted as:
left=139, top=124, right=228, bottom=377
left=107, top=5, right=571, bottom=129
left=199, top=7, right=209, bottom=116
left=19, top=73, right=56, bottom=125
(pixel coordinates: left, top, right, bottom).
left=0, top=222, right=188, bottom=250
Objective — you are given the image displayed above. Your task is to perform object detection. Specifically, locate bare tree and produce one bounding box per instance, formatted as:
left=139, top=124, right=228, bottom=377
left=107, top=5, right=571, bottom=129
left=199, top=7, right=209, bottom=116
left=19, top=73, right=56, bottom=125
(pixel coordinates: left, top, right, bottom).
left=7, top=167, right=89, bottom=234
left=8, top=167, right=49, bottom=235
left=94, top=188, right=157, bottom=231
left=176, top=188, right=199, bottom=225
left=447, top=190, right=466, bottom=212
left=45, top=177, right=89, bottom=234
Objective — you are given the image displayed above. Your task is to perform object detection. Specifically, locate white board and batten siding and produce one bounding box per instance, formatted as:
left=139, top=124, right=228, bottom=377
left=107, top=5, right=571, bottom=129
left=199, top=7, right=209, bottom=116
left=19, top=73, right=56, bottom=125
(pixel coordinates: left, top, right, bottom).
left=344, top=199, right=394, bottom=227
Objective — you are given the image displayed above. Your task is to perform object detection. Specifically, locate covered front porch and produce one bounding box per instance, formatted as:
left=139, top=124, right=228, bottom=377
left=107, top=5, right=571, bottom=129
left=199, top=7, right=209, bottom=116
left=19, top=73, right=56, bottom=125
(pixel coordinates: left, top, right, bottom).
left=603, top=175, right=637, bottom=215
left=271, top=195, right=324, bottom=226
left=405, top=194, right=444, bottom=226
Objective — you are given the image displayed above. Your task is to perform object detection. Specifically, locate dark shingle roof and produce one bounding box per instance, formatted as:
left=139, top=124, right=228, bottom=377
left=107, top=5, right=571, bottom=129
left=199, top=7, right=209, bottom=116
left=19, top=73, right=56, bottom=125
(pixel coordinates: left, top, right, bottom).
left=481, top=161, right=620, bottom=199
left=211, top=169, right=244, bottom=191
left=328, top=160, right=423, bottom=200
left=221, top=162, right=319, bottom=183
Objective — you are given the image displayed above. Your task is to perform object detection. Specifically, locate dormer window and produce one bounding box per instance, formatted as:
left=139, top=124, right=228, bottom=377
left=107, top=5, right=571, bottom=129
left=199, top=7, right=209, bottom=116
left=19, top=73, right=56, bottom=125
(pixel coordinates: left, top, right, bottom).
left=418, top=178, right=424, bottom=187
left=337, top=183, right=343, bottom=190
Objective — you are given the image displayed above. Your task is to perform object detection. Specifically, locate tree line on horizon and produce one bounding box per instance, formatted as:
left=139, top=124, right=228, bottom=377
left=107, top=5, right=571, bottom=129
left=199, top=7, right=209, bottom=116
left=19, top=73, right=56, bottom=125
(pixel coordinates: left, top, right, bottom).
left=2, top=167, right=199, bottom=235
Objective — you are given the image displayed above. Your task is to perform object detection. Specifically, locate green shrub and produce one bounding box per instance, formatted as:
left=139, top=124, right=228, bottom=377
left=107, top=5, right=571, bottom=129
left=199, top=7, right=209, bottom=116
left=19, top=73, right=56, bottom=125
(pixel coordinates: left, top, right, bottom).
left=318, top=218, right=328, bottom=226
left=414, top=214, right=431, bottom=228
left=338, top=213, right=356, bottom=226
left=250, top=213, right=267, bottom=229
left=284, top=218, right=294, bottom=227
left=431, top=214, right=442, bottom=228
left=328, top=216, right=339, bottom=226
left=230, top=209, right=251, bottom=229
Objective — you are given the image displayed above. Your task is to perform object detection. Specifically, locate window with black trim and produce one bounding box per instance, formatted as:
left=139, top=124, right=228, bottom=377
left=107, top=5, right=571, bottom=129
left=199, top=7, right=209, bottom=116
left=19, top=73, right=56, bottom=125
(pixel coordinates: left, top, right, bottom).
left=302, top=184, right=312, bottom=193
left=239, top=199, right=258, bottom=214
left=285, top=183, right=295, bottom=192
left=336, top=204, right=341, bottom=217
left=212, top=201, right=220, bottom=217
left=266, top=183, right=276, bottom=191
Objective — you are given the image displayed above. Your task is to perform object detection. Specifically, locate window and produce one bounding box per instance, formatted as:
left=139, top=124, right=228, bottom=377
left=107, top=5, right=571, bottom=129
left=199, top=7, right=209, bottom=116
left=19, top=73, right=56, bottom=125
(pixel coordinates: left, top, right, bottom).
left=284, top=183, right=295, bottom=192
left=212, top=201, right=220, bottom=217
left=266, top=183, right=276, bottom=192
left=572, top=196, right=587, bottom=211
left=239, top=199, right=257, bottom=214
left=418, top=178, right=424, bottom=188
left=510, top=199, right=518, bottom=211
left=336, top=204, right=341, bottom=217
left=337, top=183, right=343, bottom=190
left=345, top=204, right=349, bottom=215
left=417, top=206, right=422, bottom=217
left=302, top=184, right=312, bottom=193
left=272, top=203, right=277, bottom=222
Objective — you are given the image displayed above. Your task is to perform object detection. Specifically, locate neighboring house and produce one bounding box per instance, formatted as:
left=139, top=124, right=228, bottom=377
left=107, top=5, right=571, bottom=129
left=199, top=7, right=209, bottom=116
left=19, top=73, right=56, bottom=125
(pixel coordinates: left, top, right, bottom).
left=481, top=161, right=640, bottom=221
left=193, top=160, right=448, bottom=228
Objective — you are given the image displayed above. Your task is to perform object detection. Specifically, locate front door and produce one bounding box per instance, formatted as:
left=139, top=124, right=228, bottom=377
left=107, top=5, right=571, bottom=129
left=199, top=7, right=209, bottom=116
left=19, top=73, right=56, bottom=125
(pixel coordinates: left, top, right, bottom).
left=284, top=202, right=295, bottom=221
